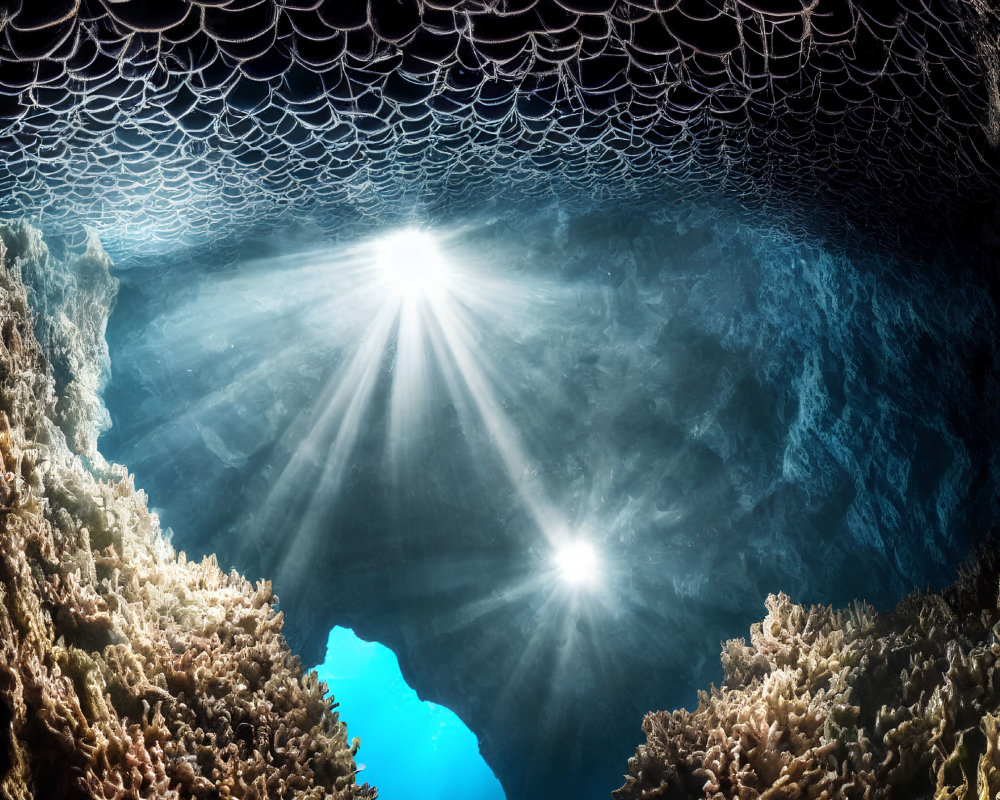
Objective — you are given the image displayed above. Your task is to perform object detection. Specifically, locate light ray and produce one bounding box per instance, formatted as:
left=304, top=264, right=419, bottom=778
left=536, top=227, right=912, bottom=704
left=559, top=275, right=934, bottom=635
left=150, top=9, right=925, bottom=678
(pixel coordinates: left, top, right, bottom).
left=387, top=297, right=433, bottom=466
left=270, top=300, right=398, bottom=579
left=116, top=225, right=616, bottom=620
left=422, top=288, right=564, bottom=539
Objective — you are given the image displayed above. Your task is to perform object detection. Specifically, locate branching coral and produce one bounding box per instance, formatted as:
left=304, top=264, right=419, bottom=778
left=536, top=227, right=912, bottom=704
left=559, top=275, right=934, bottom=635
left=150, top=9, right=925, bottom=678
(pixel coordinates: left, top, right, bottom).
left=616, top=542, right=1000, bottom=800
left=0, top=236, right=376, bottom=797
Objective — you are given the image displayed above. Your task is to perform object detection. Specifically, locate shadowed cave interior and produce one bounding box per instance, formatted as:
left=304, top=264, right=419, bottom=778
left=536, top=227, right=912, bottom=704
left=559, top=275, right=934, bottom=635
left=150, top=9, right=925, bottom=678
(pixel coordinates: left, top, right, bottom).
left=1, top=1, right=1000, bottom=799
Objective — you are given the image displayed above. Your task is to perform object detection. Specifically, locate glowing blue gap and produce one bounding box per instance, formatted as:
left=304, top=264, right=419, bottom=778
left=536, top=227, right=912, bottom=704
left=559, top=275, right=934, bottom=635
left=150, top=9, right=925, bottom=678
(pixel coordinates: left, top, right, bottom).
left=313, top=626, right=506, bottom=800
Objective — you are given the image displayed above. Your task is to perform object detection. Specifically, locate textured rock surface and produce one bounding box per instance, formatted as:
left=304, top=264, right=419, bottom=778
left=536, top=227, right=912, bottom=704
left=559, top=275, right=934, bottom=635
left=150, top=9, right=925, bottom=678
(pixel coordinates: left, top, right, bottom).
left=0, top=232, right=374, bottom=797
left=615, top=535, right=1000, bottom=799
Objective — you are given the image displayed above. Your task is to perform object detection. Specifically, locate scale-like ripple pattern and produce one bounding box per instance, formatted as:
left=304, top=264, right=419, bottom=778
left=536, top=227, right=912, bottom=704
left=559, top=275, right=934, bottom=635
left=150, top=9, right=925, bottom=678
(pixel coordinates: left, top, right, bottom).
left=0, top=0, right=997, bottom=258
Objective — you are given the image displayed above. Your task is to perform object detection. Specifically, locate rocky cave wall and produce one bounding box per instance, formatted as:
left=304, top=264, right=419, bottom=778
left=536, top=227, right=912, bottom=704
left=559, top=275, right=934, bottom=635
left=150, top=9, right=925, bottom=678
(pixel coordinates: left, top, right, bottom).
left=0, top=224, right=374, bottom=798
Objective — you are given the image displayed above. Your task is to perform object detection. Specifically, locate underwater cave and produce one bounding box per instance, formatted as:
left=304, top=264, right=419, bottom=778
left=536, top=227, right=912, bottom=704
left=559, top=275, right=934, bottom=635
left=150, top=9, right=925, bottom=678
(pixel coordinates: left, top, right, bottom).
left=0, top=1, right=999, bottom=799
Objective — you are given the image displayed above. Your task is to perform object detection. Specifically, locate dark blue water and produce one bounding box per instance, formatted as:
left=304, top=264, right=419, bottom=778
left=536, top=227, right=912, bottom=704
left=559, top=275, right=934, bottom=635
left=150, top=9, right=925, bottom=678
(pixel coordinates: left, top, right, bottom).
left=98, top=201, right=1000, bottom=799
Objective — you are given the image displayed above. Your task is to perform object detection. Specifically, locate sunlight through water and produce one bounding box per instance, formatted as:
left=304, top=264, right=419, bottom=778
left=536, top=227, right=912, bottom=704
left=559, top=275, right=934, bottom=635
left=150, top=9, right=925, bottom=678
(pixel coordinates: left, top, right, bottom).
left=553, top=540, right=601, bottom=589
left=255, top=226, right=575, bottom=591
left=375, top=229, right=450, bottom=301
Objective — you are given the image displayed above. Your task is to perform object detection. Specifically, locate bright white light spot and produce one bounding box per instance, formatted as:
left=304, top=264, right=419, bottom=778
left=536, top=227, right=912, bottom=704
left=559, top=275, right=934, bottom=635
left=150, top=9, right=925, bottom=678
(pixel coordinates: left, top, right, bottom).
left=554, top=539, right=600, bottom=588
left=375, top=229, right=449, bottom=300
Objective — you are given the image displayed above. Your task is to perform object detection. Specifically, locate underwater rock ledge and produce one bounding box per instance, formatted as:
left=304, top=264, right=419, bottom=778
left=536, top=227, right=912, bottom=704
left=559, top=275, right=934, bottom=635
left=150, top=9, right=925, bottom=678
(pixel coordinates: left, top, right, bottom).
left=0, top=242, right=375, bottom=796
left=616, top=536, right=1000, bottom=799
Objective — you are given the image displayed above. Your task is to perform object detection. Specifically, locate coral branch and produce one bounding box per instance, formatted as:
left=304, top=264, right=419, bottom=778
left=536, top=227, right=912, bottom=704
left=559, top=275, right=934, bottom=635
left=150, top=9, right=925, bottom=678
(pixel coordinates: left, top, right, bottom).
left=616, top=539, right=1000, bottom=799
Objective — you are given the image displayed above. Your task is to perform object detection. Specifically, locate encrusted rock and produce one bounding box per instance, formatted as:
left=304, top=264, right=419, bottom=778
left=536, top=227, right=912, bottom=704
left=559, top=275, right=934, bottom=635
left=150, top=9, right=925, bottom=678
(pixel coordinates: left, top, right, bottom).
left=616, top=537, right=1000, bottom=799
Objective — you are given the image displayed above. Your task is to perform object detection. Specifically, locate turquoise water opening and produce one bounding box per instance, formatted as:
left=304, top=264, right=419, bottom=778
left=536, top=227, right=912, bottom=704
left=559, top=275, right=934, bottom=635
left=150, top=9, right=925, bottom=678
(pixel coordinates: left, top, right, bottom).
left=313, top=627, right=506, bottom=800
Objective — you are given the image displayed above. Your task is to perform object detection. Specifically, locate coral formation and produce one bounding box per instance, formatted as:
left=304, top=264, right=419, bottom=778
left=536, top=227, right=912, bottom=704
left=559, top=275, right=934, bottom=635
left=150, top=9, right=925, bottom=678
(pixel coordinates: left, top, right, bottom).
left=615, top=537, right=1000, bottom=799
left=0, top=236, right=375, bottom=796
left=0, top=221, right=118, bottom=461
